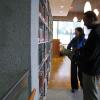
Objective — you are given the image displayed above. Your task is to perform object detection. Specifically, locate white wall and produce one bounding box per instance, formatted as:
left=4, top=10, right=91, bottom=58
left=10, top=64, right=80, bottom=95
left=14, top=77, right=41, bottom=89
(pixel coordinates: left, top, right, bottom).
left=31, top=0, right=39, bottom=100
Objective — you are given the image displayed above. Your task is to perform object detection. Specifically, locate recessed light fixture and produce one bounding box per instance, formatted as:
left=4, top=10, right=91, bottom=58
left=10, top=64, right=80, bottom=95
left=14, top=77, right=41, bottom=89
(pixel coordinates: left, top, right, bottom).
left=94, top=9, right=99, bottom=16
left=73, top=17, right=78, bottom=22
left=84, top=1, right=92, bottom=13
left=81, top=19, right=84, bottom=28
left=60, top=5, right=64, bottom=9
left=60, top=10, right=63, bottom=13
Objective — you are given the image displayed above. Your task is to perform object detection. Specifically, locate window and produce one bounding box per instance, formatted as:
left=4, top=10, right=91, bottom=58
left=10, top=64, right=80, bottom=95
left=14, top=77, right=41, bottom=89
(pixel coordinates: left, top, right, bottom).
left=53, top=21, right=81, bottom=48
left=53, top=21, right=58, bottom=39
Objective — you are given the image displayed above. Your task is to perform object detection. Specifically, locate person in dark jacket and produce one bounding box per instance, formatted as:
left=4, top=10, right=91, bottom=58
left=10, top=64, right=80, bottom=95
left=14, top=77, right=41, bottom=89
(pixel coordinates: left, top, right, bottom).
left=81, top=11, right=100, bottom=100
left=67, top=27, right=86, bottom=93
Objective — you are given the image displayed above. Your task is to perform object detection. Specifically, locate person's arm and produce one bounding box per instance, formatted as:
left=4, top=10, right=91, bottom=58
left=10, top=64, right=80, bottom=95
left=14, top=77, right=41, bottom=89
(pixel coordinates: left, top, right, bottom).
left=67, top=39, right=74, bottom=49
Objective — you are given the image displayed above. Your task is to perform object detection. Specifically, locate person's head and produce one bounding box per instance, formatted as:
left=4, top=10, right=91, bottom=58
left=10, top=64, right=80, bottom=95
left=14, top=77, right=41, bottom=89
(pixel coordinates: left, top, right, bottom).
left=83, top=11, right=97, bottom=29
left=75, top=27, right=84, bottom=37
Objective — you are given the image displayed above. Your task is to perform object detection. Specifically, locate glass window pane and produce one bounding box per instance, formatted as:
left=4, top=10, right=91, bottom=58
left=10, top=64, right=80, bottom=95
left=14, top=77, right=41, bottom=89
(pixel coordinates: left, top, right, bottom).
left=53, top=21, right=58, bottom=39
left=53, top=21, right=82, bottom=48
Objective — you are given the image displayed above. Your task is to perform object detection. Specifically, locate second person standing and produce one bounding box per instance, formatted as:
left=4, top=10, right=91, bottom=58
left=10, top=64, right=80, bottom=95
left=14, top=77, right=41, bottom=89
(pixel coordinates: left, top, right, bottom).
left=67, top=27, right=86, bottom=93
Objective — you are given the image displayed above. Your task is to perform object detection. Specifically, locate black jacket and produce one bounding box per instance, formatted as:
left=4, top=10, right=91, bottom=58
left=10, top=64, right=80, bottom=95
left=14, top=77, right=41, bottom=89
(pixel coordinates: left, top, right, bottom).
left=67, top=35, right=86, bottom=62
left=80, top=24, right=100, bottom=75
left=67, top=36, right=85, bottom=50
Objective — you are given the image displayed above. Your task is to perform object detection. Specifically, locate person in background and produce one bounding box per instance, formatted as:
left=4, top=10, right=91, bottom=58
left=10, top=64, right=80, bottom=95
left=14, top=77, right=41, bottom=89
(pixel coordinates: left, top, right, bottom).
left=67, top=27, right=86, bottom=93
left=80, top=11, right=100, bottom=100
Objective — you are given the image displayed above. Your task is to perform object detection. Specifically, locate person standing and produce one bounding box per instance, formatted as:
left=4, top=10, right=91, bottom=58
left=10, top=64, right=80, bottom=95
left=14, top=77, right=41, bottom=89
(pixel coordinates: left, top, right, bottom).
left=80, top=11, right=100, bottom=100
left=67, top=27, right=86, bottom=93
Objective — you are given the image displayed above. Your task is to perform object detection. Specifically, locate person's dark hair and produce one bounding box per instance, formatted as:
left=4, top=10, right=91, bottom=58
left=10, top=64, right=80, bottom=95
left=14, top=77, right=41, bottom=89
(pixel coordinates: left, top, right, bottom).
left=75, top=27, right=84, bottom=37
left=84, top=11, right=97, bottom=21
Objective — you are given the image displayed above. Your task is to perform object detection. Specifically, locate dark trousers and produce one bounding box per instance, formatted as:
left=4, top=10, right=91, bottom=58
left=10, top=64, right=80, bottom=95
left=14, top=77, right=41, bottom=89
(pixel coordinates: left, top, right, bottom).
left=71, top=56, right=82, bottom=89
left=83, top=73, right=99, bottom=100
left=78, top=65, right=83, bottom=88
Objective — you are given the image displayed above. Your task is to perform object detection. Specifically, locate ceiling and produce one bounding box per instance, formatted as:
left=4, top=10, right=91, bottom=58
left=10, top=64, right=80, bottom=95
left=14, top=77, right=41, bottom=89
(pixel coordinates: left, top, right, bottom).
left=49, top=0, right=73, bottom=16
left=49, top=0, right=100, bottom=21
left=69, top=0, right=100, bottom=13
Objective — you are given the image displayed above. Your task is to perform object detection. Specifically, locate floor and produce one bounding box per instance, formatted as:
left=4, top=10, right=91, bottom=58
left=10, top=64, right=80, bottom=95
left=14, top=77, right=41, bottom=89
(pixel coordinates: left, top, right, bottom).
left=48, top=56, right=71, bottom=89
left=46, top=56, right=100, bottom=100
left=46, top=88, right=83, bottom=100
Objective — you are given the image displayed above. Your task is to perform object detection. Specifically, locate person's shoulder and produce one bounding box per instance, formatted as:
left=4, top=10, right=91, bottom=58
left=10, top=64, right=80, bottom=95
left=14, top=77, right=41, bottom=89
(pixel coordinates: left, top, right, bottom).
left=71, top=37, right=76, bottom=41
left=93, top=23, right=100, bottom=39
left=93, top=21, right=100, bottom=30
left=95, top=23, right=100, bottom=36
left=96, top=24, right=100, bottom=30
left=92, top=22, right=100, bottom=37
